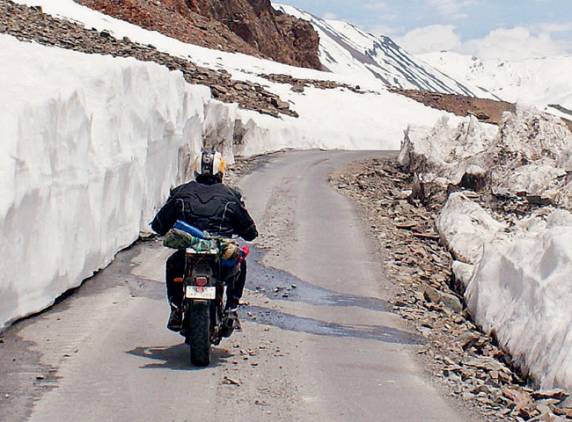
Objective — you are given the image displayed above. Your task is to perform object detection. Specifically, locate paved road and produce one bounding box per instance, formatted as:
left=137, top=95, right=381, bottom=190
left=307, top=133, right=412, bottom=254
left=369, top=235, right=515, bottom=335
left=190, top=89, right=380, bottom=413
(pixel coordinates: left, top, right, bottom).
left=0, top=151, right=473, bottom=421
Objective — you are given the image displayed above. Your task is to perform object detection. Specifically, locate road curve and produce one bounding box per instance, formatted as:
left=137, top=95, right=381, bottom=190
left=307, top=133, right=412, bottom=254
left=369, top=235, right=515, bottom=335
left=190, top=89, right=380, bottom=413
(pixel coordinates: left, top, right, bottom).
left=0, top=151, right=473, bottom=422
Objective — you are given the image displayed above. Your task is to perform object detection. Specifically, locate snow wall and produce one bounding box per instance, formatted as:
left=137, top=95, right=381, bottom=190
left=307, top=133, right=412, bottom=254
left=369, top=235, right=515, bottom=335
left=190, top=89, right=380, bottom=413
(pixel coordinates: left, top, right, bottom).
left=438, top=194, right=572, bottom=391
left=401, top=110, right=572, bottom=390
left=0, top=36, right=240, bottom=330
left=467, top=209, right=572, bottom=390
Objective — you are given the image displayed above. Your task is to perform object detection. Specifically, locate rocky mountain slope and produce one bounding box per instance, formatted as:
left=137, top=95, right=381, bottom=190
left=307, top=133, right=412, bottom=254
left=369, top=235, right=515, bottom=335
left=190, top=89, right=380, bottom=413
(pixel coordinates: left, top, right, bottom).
left=75, top=0, right=321, bottom=69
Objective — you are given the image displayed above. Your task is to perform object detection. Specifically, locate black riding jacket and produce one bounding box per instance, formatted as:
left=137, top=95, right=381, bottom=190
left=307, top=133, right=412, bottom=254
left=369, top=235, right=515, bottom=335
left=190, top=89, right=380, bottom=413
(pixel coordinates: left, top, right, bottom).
left=151, top=178, right=258, bottom=241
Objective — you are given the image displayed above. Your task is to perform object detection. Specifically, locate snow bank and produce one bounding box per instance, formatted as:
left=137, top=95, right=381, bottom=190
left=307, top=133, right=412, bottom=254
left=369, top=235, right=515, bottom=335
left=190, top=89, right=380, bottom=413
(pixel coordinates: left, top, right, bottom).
left=400, top=106, right=572, bottom=209
left=0, top=35, right=240, bottom=329
left=398, top=115, right=497, bottom=185
left=489, top=108, right=572, bottom=207
left=436, top=190, right=572, bottom=390
left=465, top=209, right=572, bottom=390
left=236, top=86, right=455, bottom=154
left=422, top=107, right=572, bottom=390
left=436, top=193, right=506, bottom=266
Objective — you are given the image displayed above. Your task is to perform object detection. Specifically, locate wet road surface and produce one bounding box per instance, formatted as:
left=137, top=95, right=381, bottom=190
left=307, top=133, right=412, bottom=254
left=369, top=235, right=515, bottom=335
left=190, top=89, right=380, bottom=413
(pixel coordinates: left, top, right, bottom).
left=0, top=151, right=474, bottom=421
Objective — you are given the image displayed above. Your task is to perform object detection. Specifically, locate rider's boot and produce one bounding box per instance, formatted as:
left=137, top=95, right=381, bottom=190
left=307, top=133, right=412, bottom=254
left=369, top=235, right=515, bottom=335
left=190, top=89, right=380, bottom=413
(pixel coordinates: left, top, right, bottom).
left=222, top=300, right=242, bottom=336
left=167, top=304, right=183, bottom=332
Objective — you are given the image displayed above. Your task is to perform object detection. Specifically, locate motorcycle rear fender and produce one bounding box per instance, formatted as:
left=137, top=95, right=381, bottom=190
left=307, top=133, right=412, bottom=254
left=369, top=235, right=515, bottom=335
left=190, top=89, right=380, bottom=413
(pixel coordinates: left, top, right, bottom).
left=185, top=254, right=217, bottom=288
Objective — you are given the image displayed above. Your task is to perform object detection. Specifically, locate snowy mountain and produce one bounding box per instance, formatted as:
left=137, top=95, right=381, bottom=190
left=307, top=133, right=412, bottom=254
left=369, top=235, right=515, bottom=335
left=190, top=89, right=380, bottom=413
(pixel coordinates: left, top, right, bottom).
left=419, top=51, right=572, bottom=116
left=275, top=3, right=487, bottom=97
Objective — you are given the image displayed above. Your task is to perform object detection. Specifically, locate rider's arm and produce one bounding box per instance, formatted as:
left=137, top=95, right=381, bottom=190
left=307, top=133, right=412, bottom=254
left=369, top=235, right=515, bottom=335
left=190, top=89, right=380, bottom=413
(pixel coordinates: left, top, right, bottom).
left=151, top=189, right=184, bottom=236
left=230, top=192, right=258, bottom=241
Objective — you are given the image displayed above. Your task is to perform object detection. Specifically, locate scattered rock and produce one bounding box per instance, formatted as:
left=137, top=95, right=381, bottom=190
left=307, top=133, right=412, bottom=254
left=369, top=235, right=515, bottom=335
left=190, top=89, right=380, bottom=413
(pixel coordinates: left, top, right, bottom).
left=532, top=390, right=569, bottom=401
left=503, top=388, right=535, bottom=418
left=458, top=331, right=481, bottom=350
left=440, top=292, right=463, bottom=313
left=222, top=376, right=241, bottom=386
left=422, top=286, right=441, bottom=304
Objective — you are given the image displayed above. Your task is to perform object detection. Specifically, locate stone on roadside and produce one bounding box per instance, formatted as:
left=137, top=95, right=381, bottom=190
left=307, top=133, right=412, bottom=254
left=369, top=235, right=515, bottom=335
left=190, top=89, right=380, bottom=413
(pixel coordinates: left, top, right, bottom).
left=423, top=286, right=441, bottom=304
left=440, top=292, right=463, bottom=313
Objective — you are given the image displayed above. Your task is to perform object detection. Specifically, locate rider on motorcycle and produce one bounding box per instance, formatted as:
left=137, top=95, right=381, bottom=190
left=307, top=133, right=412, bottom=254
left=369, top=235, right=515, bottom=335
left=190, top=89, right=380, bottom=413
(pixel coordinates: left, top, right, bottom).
left=151, top=150, right=258, bottom=331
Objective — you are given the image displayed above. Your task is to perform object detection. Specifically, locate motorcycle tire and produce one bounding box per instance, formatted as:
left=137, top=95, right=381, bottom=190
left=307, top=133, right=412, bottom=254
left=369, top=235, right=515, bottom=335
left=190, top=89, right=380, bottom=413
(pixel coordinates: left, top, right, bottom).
left=189, top=301, right=211, bottom=367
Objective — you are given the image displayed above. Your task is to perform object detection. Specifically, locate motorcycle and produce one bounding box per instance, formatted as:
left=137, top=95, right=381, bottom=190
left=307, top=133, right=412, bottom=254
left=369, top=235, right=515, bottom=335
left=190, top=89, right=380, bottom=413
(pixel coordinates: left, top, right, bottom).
left=165, top=220, right=248, bottom=367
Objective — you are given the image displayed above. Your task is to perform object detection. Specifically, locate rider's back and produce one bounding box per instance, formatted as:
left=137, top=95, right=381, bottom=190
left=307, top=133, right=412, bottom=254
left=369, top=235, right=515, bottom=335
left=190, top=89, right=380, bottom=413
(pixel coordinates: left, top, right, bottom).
left=152, top=179, right=257, bottom=241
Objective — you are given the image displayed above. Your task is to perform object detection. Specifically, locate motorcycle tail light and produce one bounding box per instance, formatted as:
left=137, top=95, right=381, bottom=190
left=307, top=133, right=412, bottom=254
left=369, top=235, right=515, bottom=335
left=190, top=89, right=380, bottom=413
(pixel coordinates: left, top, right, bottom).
left=194, top=276, right=208, bottom=287
left=240, top=245, right=250, bottom=258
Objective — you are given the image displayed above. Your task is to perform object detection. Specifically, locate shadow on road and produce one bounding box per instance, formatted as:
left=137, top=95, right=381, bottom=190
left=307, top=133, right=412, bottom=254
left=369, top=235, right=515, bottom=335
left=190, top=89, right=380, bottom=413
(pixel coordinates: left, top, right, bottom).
left=127, top=344, right=233, bottom=370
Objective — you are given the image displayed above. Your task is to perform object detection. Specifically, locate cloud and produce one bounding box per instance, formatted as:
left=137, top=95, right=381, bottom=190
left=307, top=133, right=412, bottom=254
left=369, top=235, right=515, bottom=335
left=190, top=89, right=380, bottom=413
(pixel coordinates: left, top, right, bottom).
left=426, top=0, right=477, bottom=18
left=535, top=22, right=572, bottom=34
left=397, top=23, right=571, bottom=60
left=463, top=27, right=569, bottom=60
left=397, top=25, right=462, bottom=54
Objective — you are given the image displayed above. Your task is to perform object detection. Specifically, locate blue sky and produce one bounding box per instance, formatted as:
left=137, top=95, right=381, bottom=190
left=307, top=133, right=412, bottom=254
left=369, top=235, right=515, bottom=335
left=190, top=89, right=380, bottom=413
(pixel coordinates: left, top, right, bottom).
left=278, top=0, right=572, bottom=58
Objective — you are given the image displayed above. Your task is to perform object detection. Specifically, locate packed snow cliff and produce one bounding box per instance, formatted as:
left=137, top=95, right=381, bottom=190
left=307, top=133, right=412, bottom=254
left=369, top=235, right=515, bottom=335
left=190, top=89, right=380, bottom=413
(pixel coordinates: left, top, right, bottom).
left=400, top=107, right=572, bottom=209
left=399, top=108, right=572, bottom=390
left=0, top=34, right=239, bottom=329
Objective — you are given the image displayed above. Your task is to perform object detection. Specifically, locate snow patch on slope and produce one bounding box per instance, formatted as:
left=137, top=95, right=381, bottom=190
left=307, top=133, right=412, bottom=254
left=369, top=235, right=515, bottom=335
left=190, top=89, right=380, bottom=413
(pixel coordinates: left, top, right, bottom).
left=12, top=0, right=486, bottom=98
left=11, top=0, right=366, bottom=87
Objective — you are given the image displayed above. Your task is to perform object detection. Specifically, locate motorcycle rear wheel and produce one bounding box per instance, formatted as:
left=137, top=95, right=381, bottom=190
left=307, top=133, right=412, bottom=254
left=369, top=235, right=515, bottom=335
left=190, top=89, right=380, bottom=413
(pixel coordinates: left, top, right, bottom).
left=189, top=301, right=211, bottom=367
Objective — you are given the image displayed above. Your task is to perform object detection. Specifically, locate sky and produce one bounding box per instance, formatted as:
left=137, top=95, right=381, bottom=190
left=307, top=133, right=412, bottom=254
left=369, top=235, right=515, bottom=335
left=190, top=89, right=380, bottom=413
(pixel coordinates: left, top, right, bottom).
left=277, top=0, right=572, bottom=59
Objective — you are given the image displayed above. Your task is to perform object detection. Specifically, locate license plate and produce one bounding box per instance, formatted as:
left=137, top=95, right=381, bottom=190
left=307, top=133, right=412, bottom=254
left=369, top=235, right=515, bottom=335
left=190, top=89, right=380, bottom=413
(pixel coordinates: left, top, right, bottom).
left=186, top=286, right=216, bottom=300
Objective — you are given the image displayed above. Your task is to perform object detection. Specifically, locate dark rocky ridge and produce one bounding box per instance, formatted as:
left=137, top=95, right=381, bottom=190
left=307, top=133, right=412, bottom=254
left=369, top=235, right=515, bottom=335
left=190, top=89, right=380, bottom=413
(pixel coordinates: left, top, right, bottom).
left=75, top=0, right=321, bottom=70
